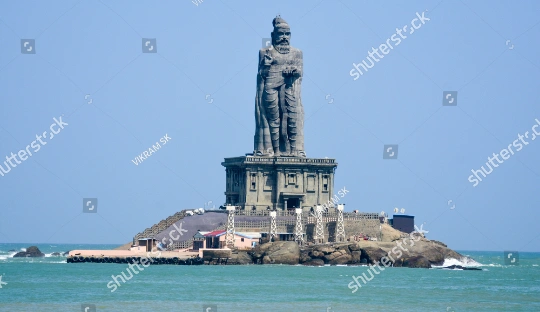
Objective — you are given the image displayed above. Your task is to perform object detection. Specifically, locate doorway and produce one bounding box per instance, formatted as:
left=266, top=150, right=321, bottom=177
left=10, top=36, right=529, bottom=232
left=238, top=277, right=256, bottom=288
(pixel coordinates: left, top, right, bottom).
left=287, top=198, right=300, bottom=210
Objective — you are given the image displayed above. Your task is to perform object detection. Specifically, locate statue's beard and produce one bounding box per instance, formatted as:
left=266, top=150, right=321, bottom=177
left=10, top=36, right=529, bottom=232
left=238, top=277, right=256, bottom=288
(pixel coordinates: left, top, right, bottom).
left=273, top=41, right=290, bottom=54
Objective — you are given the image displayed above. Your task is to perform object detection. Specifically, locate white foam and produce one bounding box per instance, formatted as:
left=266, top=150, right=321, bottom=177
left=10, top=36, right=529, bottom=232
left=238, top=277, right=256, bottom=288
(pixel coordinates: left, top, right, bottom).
left=433, top=257, right=483, bottom=268
left=0, top=251, right=18, bottom=260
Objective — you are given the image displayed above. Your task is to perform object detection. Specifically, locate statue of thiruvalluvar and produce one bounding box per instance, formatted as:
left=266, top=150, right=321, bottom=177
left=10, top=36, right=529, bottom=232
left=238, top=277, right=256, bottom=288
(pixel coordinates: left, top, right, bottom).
left=254, top=16, right=305, bottom=157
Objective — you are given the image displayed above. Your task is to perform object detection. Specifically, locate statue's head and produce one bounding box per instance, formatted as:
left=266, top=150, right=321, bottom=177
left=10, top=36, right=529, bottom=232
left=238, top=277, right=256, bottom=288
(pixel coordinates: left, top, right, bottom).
left=271, top=15, right=291, bottom=54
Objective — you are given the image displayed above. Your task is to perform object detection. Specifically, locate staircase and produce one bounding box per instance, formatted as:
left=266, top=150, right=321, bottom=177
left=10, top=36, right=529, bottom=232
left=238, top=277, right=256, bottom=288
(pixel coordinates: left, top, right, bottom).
left=133, top=211, right=187, bottom=244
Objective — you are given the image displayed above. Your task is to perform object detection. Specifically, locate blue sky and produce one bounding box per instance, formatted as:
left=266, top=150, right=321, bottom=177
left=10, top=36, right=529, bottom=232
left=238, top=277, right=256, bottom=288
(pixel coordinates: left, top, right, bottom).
left=0, top=0, right=539, bottom=252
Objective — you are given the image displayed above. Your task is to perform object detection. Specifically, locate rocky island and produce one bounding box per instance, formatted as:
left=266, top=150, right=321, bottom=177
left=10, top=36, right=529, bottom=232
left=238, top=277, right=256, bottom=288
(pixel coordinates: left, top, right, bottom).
left=67, top=16, right=473, bottom=270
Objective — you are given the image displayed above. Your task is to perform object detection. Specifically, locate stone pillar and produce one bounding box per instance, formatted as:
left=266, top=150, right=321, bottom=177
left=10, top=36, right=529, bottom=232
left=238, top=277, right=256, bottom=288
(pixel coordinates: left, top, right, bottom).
left=276, top=168, right=284, bottom=210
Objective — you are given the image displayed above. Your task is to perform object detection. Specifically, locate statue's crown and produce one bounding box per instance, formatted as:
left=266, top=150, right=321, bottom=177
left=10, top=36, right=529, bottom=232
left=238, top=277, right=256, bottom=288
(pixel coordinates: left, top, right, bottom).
left=272, top=15, right=289, bottom=29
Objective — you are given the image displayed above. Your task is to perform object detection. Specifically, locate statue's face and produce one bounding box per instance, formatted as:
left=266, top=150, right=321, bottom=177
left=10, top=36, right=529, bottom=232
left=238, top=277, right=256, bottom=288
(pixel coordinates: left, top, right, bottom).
left=272, top=27, right=291, bottom=47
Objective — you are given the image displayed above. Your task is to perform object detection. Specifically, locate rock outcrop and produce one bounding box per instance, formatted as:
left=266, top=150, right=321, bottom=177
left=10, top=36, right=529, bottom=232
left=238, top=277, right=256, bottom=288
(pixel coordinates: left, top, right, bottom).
left=297, top=229, right=467, bottom=268
left=250, top=241, right=300, bottom=265
left=13, top=246, right=45, bottom=257
left=438, top=265, right=482, bottom=271
left=241, top=227, right=469, bottom=268
left=202, top=249, right=231, bottom=261
left=232, top=251, right=254, bottom=265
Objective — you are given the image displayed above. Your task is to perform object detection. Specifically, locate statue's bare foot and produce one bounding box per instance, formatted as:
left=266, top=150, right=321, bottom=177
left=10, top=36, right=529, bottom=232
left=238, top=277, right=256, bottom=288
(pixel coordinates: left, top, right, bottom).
left=298, top=151, right=306, bottom=157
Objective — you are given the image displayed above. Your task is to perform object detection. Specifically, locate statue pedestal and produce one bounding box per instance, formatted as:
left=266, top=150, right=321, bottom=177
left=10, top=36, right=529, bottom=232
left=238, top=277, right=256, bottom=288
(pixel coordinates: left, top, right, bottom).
left=222, top=156, right=338, bottom=211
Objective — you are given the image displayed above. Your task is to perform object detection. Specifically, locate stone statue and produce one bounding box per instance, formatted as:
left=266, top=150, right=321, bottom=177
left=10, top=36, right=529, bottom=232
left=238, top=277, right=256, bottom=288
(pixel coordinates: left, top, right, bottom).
left=254, top=16, right=305, bottom=157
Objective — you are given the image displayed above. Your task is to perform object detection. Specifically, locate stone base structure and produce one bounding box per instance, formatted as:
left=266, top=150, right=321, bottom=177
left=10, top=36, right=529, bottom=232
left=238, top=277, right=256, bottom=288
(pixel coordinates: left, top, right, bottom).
left=222, top=156, right=338, bottom=212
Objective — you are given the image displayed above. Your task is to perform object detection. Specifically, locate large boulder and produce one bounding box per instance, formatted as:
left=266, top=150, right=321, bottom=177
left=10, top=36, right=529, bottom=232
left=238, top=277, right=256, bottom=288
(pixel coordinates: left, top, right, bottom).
left=329, top=253, right=352, bottom=265
left=396, top=238, right=462, bottom=266
left=361, top=247, right=388, bottom=264
left=251, top=241, right=300, bottom=265
left=350, top=251, right=362, bottom=263
left=401, top=255, right=431, bottom=268
left=357, top=236, right=465, bottom=267
left=13, top=246, right=44, bottom=257
left=300, top=250, right=312, bottom=263
left=302, top=259, right=325, bottom=266
left=232, top=251, right=254, bottom=265
left=202, top=249, right=232, bottom=261
left=323, top=249, right=352, bottom=265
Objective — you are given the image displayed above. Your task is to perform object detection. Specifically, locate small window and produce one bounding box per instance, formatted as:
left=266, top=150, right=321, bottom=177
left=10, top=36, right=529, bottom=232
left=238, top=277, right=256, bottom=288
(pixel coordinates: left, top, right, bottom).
left=241, top=238, right=245, bottom=242
left=322, top=175, right=329, bottom=192
left=251, top=173, right=257, bottom=190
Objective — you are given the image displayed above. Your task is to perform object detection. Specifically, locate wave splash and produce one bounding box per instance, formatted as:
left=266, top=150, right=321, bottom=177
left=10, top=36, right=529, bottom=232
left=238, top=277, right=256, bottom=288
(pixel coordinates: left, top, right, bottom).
left=432, top=257, right=483, bottom=268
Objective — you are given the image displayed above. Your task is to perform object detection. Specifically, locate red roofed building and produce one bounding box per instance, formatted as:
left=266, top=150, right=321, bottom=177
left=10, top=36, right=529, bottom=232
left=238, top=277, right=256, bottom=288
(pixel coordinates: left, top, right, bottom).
left=195, top=230, right=261, bottom=249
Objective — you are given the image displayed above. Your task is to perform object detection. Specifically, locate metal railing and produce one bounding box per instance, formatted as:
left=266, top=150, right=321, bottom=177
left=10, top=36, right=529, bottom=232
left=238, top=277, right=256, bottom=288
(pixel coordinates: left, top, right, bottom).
left=167, top=238, right=194, bottom=251
left=134, top=209, right=381, bottom=246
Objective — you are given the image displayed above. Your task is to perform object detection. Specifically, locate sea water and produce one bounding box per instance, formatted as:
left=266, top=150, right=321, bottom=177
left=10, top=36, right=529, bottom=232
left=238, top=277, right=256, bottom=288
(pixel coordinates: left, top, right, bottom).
left=0, top=244, right=539, bottom=311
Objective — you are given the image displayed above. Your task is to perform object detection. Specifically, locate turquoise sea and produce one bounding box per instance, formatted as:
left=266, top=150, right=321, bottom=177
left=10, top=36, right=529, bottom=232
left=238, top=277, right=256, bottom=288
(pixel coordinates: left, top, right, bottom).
left=0, top=243, right=539, bottom=311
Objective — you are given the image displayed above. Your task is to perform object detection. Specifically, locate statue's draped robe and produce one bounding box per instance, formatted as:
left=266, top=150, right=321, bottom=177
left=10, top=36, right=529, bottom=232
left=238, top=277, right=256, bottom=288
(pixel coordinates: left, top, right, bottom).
left=254, top=46, right=304, bottom=156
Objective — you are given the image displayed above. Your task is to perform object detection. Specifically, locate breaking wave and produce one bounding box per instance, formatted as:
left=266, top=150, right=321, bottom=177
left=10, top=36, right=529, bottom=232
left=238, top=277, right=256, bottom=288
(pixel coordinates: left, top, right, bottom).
left=432, top=257, right=483, bottom=268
